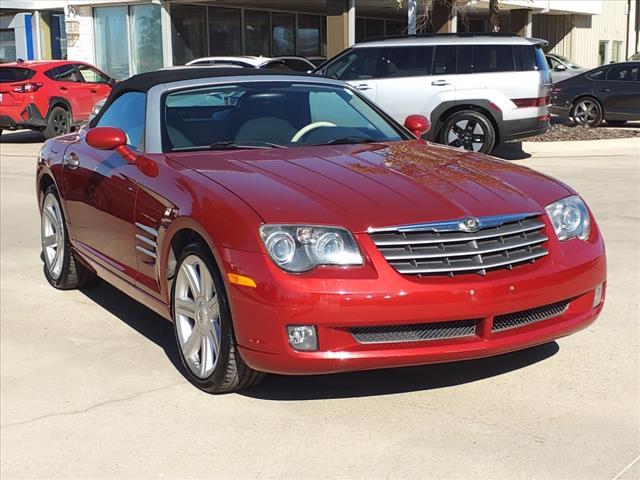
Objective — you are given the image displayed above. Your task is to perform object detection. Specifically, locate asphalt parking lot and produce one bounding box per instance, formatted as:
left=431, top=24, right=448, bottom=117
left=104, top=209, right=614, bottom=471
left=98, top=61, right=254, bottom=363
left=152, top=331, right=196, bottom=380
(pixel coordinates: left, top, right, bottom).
left=1, top=131, right=639, bottom=479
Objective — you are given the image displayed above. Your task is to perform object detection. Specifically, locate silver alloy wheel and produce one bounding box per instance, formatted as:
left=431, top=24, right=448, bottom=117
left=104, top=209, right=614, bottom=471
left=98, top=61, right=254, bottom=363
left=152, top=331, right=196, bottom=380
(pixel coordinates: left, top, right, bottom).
left=573, top=99, right=599, bottom=125
left=174, top=254, right=221, bottom=379
left=446, top=119, right=485, bottom=151
left=41, top=193, right=65, bottom=280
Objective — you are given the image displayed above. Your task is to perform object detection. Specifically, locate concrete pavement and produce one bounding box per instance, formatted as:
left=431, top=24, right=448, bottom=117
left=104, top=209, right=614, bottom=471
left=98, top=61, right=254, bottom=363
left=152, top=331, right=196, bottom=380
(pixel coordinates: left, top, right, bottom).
left=1, top=131, right=638, bottom=479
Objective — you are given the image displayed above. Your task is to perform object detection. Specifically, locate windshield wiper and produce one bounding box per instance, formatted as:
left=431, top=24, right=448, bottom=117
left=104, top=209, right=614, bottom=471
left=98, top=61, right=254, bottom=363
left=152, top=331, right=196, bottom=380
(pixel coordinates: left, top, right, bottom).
left=209, top=140, right=285, bottom=150
left=324, top=136, right=378, bottom=146
left=171, top=140, right=284, bottom=152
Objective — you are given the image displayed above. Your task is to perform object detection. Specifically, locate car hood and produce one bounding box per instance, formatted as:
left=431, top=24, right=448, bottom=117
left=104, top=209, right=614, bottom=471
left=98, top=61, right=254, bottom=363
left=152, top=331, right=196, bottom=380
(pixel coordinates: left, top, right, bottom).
left=168, top=141, right=572, bottom=232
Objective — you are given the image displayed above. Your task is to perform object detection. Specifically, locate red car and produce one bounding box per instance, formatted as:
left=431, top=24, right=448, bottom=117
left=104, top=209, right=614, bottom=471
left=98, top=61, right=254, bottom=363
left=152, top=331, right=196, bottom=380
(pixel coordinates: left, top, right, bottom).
left=36, top=69, right=606, bottom=393
left=1, top=60, right=113, bottom=139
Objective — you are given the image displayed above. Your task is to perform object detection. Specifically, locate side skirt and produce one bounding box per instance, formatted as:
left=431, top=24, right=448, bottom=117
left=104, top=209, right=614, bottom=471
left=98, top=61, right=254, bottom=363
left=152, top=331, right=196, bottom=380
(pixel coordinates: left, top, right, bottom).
left=74, top=246, right=173, bottom=322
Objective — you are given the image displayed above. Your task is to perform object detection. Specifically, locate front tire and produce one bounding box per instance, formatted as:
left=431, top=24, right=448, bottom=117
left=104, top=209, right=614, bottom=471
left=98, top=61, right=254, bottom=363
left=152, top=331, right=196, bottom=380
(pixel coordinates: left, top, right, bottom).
left=571, top=97, right=603, bottom=127
left=172, top=242, right=264, bottom=393
left=40, top=185, right=95, bottom=289
left=43, top=106, right=71, bottom=139
left=439, top=110, right=496, bottom=153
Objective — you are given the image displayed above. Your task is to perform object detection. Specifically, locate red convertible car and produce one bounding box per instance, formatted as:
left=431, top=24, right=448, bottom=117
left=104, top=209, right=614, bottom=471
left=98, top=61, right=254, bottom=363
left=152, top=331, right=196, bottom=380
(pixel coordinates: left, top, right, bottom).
left=37, top=68, right=606, bottom=393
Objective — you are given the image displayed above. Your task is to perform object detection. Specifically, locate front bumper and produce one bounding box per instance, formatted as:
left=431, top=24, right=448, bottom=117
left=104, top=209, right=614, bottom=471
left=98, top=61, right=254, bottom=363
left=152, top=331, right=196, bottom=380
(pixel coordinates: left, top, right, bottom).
left=220, top=224, right=606, bottom=375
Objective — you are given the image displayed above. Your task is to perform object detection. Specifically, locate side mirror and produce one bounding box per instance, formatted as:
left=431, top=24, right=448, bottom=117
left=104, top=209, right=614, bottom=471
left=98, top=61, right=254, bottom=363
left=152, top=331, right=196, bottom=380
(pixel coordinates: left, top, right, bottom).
left=555, top=64, right=567, bottom=72
left=404, top=115, right=430, bottom=138
left=108, top=77, right=116, bottom=87
left=86, top=126, right=127, bottom=150
left=85, top=126, right=157, bottom=176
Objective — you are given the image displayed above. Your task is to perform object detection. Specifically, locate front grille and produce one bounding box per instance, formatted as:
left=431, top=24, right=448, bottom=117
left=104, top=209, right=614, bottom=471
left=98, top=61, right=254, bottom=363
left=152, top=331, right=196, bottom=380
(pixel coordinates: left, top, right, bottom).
left=492, top=300, right=570, bottom=332
left=350, top=320, right=477, bottom=344
left=369, top=215, right=548, bottom=276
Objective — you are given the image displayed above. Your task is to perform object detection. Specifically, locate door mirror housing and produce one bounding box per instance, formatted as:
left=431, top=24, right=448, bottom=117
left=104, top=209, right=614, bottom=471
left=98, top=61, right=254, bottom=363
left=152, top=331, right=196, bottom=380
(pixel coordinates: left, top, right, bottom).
left=86, top=126, right=127, bottom=150
left=85, top=126, right=157, bottom=176
left=555, top=64, right=567, bottom=72
left=404, top=115, right=430, bottom=138
left=86, top=126, right=137, bottom=163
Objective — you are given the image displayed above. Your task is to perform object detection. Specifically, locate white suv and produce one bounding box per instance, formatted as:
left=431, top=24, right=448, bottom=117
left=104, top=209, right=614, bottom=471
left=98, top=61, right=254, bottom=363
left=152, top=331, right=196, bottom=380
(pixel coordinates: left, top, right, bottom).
left=316, top=33, right=552, bottom=153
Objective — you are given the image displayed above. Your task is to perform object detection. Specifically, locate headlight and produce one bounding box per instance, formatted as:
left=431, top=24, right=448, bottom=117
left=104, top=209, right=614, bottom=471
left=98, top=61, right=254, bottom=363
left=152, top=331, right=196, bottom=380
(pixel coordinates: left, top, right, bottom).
left=259, top=225, right=363, bottom=272
left=91, top=100, right=105, bottom=117
left=545, top=195, right=590, bottom=241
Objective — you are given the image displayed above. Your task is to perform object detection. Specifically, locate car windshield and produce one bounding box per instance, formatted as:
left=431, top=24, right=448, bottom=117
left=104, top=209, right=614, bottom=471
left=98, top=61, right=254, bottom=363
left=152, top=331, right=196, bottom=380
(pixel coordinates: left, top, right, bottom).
left=163, top=81, right=404, bottom=152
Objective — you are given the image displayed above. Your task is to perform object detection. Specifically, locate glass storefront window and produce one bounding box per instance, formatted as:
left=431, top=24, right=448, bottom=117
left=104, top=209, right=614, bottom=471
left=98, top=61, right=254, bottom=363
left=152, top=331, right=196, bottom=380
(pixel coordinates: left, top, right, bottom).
left=0, top=29, right=16, bottom=63
left=209, top=7, right=241, bottom=56
left=172, top=4, right=207, bottom=65
left=244, top=10, right=270, bottom=56
left=272, top=12, right=295, bottom=56
left=297, top=15, right=321, bottom=56
left=94, top=6, right=130, bottom=80
left=130, top=4, right=162, bottom=74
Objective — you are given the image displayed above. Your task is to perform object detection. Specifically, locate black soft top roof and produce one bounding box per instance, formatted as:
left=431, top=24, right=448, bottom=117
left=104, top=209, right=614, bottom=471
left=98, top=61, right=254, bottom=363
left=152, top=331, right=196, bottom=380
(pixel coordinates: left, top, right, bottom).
left=111, top=67, right=316, bottom=95
left=90, top=67, right=319, bottom=127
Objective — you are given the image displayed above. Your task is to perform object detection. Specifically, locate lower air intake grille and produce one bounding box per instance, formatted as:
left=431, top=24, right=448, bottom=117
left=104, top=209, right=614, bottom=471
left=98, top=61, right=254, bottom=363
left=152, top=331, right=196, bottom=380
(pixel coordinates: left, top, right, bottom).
left=492, top=300, right=570, bottom=332
left=350, top=320, right=476, bottom=344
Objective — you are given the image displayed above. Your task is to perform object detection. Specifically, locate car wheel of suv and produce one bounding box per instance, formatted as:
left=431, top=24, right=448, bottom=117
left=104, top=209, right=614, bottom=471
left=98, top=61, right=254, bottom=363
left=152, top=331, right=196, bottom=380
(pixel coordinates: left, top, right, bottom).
left=440, top=110, right=495, bottom=153
left=571, top=98, right=603, bottom=127
left=41, top=185, right=96, bottom=289
left=43, top=106, right=71, bottom=139
left=172, top=242, right=264, bottom=393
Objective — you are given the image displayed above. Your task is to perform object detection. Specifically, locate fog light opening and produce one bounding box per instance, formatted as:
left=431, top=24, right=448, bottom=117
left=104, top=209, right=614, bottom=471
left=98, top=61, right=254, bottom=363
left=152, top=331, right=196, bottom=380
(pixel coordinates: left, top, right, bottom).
left=593, top=283, right=604, bottom=308
left=287, top=325, right=318, bottom=351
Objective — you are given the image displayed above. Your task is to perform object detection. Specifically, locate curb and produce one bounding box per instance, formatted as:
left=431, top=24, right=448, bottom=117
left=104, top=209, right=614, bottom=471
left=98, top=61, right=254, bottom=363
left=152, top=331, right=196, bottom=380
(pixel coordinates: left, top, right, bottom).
left=521, top=137, right=640, bottom=156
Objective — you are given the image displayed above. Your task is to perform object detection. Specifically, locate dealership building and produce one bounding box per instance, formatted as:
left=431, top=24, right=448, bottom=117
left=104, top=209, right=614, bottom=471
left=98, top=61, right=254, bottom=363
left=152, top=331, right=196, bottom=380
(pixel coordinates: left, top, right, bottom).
left=1, top=0, right=639, bottom=79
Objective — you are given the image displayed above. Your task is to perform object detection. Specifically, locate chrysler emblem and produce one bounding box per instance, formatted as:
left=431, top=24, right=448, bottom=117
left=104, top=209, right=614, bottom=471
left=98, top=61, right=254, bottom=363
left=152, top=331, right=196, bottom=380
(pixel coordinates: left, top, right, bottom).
left=460, top=217, right=480, bottom=233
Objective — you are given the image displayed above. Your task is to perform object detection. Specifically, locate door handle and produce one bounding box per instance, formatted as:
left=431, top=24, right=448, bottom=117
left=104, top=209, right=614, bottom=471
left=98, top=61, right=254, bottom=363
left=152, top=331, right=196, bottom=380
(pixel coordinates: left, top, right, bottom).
left=355, top=84, right=372, bottom=91
left=59, top=86, right=68, bottom=91
left=91, top=89, right=97, bottom=93
left=431, top=80, right=451, bottom=86
left=63, top=151, right=80, bottom=169
left=600, top=88, right=610, bottom=92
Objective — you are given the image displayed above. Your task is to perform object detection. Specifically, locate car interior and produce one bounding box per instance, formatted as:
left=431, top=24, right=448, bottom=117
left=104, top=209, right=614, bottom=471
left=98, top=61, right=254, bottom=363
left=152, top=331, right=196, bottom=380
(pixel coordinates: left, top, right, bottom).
left=164, top=84, right=396, bottom=150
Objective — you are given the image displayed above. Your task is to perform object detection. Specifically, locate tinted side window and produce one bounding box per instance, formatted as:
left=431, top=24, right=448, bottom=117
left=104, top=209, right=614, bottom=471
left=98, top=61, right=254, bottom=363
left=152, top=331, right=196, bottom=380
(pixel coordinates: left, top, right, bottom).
left=587, top=68, right=606, bottom=81
left=433, top=45, right=456, bottom=75
left=378, top=46, right=434, bottom=78
left=282, top=59, right=314, bottom=72
left=262, top=60, right=292, bottom=71
left=46, top=65, right=82, bottom=82
left=473, top=45, right=514, bottom=73
left=514, top=46, right=536, bottom=71
left=457, top=45, right=473, bottom=74
left=324, top=48, right=380, bottom=80
left=96, top=92, right=146, bottom=149
left=606, top=65, right=639, bottom=81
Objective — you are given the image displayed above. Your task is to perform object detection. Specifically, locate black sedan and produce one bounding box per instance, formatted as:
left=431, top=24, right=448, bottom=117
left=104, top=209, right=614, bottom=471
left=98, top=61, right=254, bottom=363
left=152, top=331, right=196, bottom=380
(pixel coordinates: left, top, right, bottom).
left=550, top=61, right=639, bottom=127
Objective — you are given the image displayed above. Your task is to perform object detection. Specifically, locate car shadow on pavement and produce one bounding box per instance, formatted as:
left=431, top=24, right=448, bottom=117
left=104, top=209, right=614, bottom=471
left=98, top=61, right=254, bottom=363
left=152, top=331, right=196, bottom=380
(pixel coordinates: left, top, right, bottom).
left=491, top=142, right=531, bottom=160
left=80, top=280, right=559, bottom=400
left=242, top=343, right=558, bottom=400
left=80, top=281, right=187, bottom=378
left=0, top=130, right=45, bottom=143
